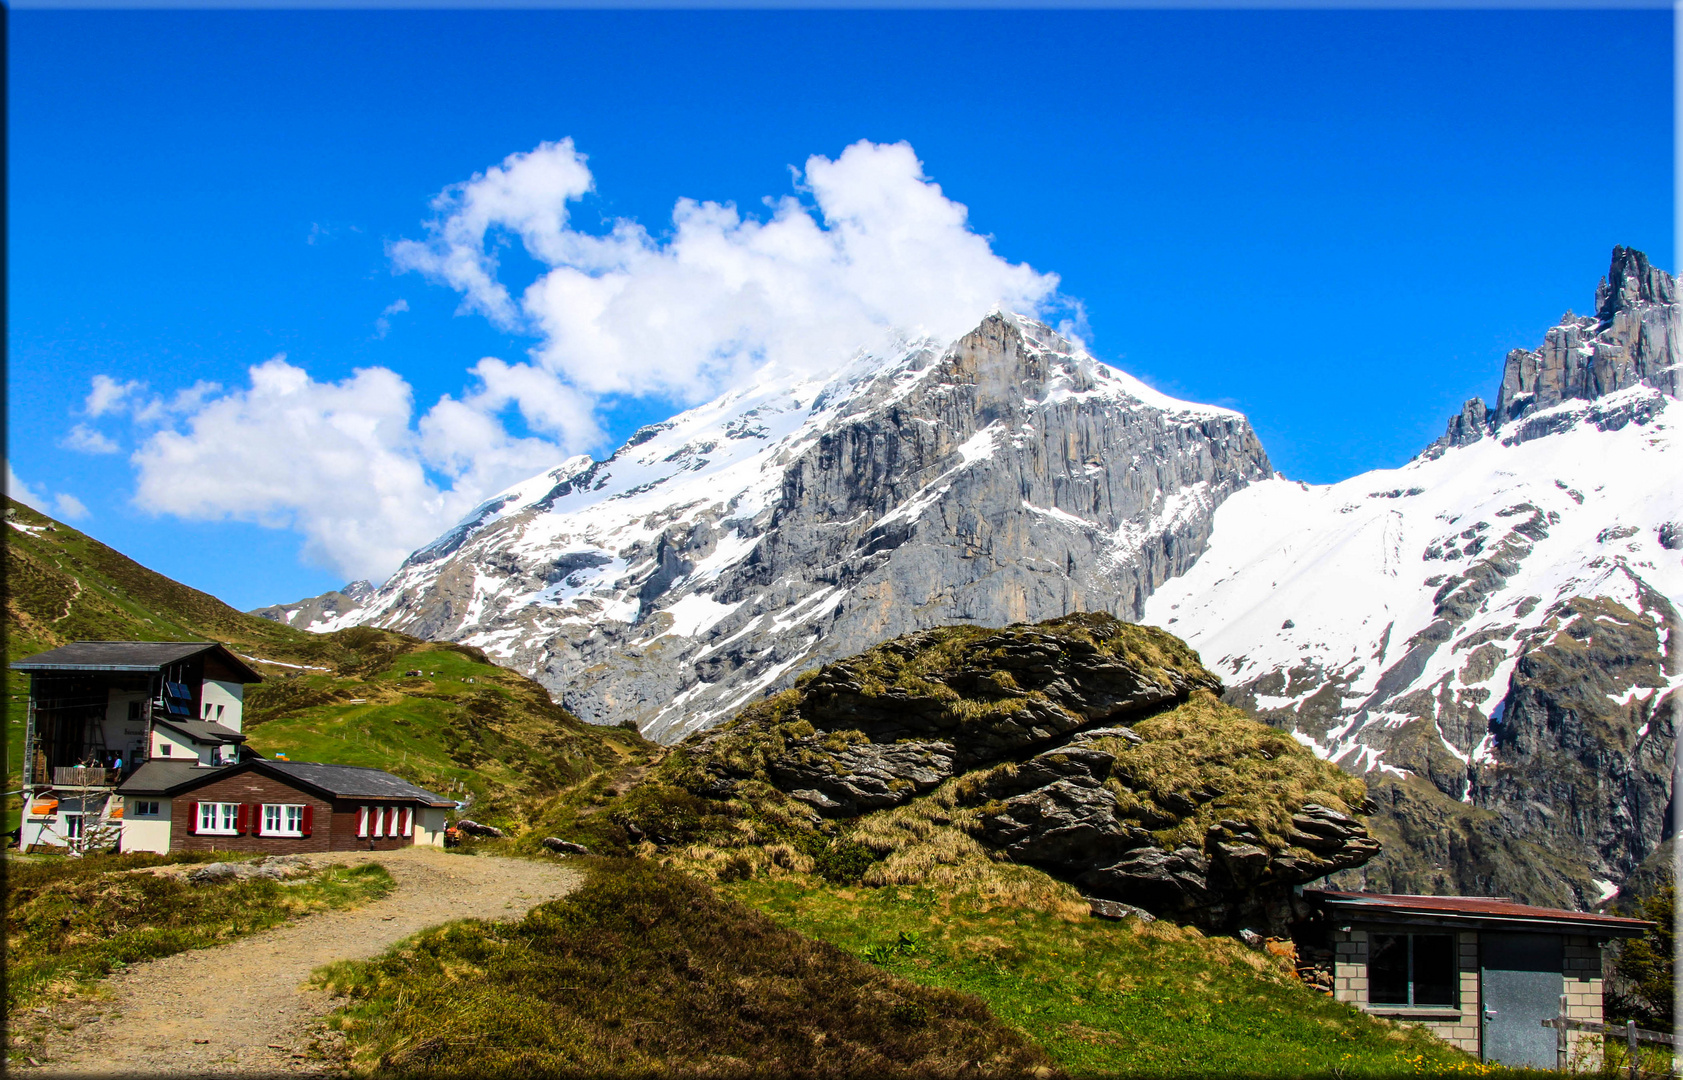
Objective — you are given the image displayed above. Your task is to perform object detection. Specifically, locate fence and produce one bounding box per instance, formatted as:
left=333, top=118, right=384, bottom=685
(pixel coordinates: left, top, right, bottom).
left=1543, top=994, right=1678, bottom=1078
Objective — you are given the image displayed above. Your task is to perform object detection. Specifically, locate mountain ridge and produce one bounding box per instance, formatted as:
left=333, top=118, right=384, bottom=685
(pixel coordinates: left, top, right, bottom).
left=262, top=312, right=1273, bottom=743
left=1143, top=247, right=1679, bottom=908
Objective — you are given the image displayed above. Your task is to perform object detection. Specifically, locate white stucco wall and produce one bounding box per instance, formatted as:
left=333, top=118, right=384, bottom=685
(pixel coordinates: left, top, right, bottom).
left=152, top=729, right=216, bottom=765
left=201, top=680, right=245, bottom=733
left=415, top=807, right=449, bottom=848
left=121, top=798, right=172, bottom=854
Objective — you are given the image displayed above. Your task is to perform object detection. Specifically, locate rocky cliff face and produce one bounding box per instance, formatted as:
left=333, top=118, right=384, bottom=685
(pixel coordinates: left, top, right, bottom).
left=295, top=314, right=1271, bottom=742
left=1144, top=248, right=1680, bottom=909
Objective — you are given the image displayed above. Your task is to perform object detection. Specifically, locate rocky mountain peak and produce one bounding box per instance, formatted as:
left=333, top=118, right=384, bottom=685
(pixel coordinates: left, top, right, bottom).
left=1428, top=246, right=1679, bottom=455
left=292, top=312, right=1272, bottom=742
left=1597, top=245, right=1675, bottom=319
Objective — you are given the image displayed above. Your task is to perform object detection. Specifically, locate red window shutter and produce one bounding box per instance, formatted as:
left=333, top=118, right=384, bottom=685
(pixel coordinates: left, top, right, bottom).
left=236, top=803, right=248, bottom=835
left=188, top=801, right=200, bottom=835
left=251, top=803, right=264, bottom=837
left=301, top=805, right=313, bottom=837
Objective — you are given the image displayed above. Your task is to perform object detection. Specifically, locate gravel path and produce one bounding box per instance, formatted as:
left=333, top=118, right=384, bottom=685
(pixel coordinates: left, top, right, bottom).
left=16, top=847, right=582, bottom=1076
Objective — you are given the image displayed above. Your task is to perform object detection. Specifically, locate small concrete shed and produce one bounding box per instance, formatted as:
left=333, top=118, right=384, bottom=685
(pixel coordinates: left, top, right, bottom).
left=1300, top=890, right=1652, bottom=1069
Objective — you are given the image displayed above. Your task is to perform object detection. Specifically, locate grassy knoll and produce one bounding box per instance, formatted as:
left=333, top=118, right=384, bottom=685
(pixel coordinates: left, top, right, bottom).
left=242, top=636, right=654, bottom=826
left=314, top=856, right=1054, bottom=1079
left=4, top=851, right=393, bottom=1014
left=721, top=876, right=1477, bottom=1079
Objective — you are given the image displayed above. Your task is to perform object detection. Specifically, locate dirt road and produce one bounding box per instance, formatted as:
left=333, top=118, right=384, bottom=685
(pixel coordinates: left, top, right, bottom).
left=18, top=847, right=582, bottom=1076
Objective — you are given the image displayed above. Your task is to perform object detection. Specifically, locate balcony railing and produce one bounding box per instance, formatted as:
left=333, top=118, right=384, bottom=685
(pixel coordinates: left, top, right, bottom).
left=52, top=766, right=110, bottom=787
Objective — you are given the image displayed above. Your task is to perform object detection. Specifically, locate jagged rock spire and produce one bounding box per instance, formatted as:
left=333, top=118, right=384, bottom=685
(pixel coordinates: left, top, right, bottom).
left=1428, top=247, right=1679, bottom=456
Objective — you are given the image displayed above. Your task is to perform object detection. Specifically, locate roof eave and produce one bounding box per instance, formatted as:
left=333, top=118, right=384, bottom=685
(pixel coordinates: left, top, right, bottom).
left=1314, top=900, right=1652, bottom=938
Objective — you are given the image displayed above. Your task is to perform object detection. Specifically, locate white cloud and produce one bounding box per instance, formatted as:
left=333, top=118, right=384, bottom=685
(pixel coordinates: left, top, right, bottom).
left=87, top=375, right=144, bottom=417
left=399, top=138, right=1061, bottom=406
left=6, top=463, right=90, bottom=522
left=63, top=424, right=120, bottom=454
left=53, top=493, right=90, bottom=520
left=5, top=463, right=49, bottom=511
left=120, top=138, right=1066, bottom=583
left=129, top=355, right=563, bottom=581
left=374, top=298, right=410, bottom=339
left=391, top=139, right=594, bottom=329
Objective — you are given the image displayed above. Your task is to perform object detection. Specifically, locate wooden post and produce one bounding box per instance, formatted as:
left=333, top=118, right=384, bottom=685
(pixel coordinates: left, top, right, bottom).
left=1557, top=994, right=1569, bottom=1071
left=1625, top=1019, right=1636, bottom=1080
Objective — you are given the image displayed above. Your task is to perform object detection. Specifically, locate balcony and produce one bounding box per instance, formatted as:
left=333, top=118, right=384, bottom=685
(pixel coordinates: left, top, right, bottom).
left=52, top=766, right=111, bottom=788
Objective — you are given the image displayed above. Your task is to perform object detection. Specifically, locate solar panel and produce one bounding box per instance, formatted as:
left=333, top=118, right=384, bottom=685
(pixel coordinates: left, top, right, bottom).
left=165, top=698, right=192, bottom=716
left=164, top=682, right=192, bottom=701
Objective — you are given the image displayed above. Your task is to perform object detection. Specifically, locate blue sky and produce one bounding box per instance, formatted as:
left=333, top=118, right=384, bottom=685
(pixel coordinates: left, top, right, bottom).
left=8, top=9, right=1673, bottom=611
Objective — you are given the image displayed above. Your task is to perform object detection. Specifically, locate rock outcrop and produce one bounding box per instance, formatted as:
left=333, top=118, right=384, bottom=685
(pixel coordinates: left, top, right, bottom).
left=677, top=613, right=1379, bottom=934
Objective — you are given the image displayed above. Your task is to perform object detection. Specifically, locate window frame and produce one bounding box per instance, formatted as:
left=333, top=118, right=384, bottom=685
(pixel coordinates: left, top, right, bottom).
left=260, top=803, right=306, bottom=837
left=1369, top=932, right=1458, bottom=1008
left=133, top=799, right=160, bottom=817
left=197, top=801, right=240, bottom=835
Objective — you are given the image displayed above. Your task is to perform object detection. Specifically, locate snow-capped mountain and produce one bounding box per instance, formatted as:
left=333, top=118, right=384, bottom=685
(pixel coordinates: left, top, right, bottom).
left=283, top=313, right=1271, bottom=741
left=1142, top=247, right=1680, bottom=907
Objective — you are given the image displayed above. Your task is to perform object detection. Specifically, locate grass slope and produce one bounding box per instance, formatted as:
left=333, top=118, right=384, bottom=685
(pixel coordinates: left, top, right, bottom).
left=724, top=877, right=1473, bottom=1079
left=315, top=856, right=1055, bottom=1079
left=2, top=497, right=646, bottom=830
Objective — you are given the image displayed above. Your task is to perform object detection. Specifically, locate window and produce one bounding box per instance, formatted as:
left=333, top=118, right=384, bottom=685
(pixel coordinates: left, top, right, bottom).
left=262, top=804, right=306, bottom=837
left=133, top=800, right=160, bottom=816
left=217, top=704, right=225, bottom=719
left=128, top=700, right=142, bottom=721
left=357, top=805, right=368, bottom=838
left=197, top=801, right=239, bottom=835
left=64, top=814, right=84, bottom=840
left=160, top=744, right=172, bottom=756
left=1370, top=934, right=1456, bottom=1006
left=372, top=806, right=385, bottom=838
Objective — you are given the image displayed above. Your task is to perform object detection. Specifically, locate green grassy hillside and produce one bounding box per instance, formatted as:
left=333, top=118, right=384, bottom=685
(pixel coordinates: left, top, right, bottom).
left=2, top=497, right=647, bottom=828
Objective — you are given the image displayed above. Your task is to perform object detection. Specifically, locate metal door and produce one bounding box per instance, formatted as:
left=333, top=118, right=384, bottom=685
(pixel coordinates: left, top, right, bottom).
left=1480, top=932, right=1563, bottom=1068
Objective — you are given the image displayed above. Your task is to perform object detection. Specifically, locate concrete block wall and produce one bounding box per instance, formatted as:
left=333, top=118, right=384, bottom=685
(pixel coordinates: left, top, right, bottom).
left=1330, top=927, right=1481, bottom=1054
left=1563, top=934, right=1604, bottom=1068
left=1332, top=929, right=1367, bottom=1003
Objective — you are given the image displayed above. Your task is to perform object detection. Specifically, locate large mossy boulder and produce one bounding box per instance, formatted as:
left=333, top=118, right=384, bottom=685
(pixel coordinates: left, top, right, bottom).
left=628, top=614, right=1380, bottom=934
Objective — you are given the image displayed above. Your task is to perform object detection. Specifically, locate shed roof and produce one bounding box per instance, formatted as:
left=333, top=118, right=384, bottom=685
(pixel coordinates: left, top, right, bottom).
left=1304, top=889, right=1652, bottom=938
left=154, top=718, right=247, bottom=745
left=11, top=641, right=263, bottom=682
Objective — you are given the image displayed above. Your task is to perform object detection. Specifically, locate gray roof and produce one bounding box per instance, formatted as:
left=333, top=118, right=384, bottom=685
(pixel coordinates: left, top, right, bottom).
left=11, top=641, right=263, bottom=681
left=114, top=758, right=454, bottom=806
left=155, top=718, right=247, bottom=745
left=117, top=760, right=234, bottom=795
left=262, top=761, right=453, bottom=806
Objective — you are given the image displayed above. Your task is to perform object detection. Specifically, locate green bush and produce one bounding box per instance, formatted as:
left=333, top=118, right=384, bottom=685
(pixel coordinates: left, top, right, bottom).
left=814, top=840, right=879, bottom=885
